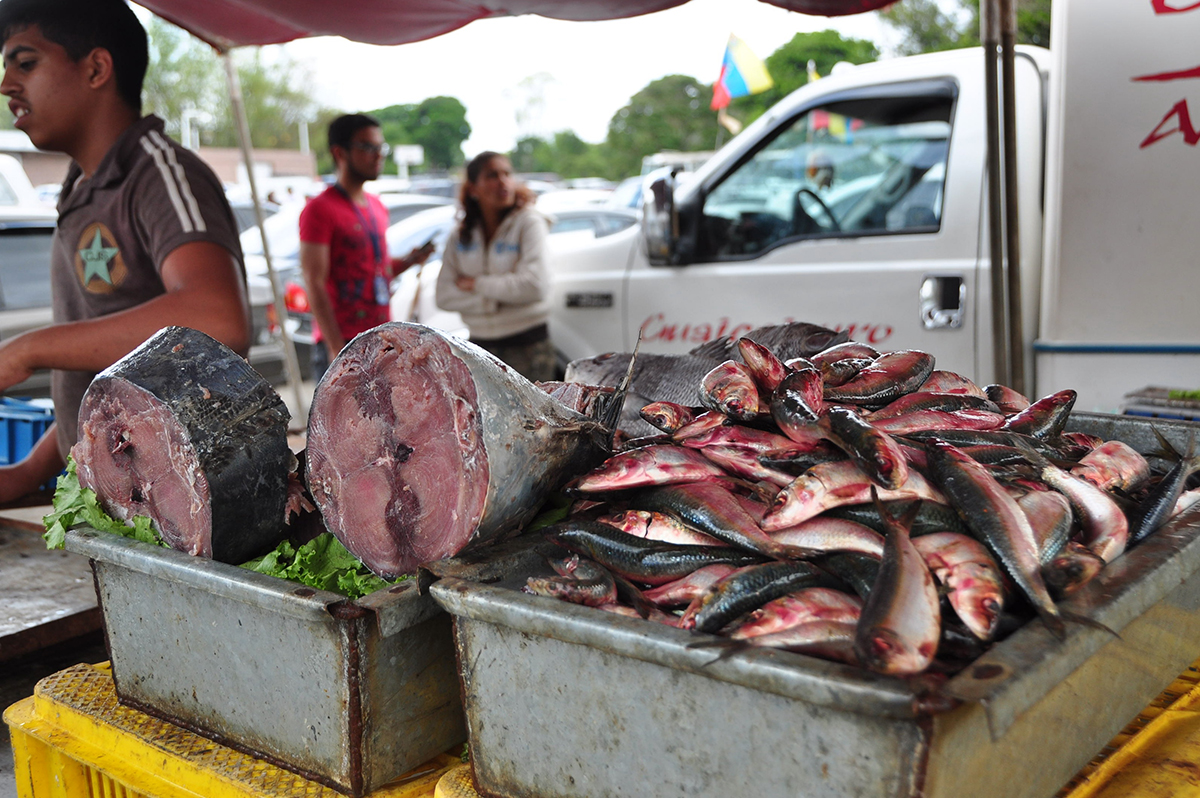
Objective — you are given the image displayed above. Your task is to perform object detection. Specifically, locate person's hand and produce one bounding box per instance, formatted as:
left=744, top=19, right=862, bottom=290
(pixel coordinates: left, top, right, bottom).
left=455, top=274, right=476, bottom=292
left=0, top=336, right=36, bottom=395
left=406, top=245, right=433, bottom=267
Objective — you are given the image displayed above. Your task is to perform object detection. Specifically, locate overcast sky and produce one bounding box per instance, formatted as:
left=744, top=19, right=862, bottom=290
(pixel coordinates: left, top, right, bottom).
left=270, top=0, right=897, bottom=155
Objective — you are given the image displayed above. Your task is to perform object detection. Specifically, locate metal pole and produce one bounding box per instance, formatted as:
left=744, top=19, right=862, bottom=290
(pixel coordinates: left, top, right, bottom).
left=999, top=0, right=1026, bottom=396
left=220, top=51, right=308, bottom=427
left=982, top=0, right=1009, bottom=387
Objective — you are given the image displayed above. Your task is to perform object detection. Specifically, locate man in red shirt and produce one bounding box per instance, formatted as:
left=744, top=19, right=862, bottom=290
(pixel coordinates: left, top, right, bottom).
left=299, top=113, right=431, bottom=379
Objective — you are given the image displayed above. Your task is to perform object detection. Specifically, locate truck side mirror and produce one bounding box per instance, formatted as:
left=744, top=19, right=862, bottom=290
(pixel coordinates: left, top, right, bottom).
left=643, top=167, right=677, bottom=266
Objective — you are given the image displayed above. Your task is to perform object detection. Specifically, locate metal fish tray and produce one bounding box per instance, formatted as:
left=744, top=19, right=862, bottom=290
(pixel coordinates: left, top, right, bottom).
left=64, top=528, right=468, bottom=796
left=428, top=412, right=1200, bottom=798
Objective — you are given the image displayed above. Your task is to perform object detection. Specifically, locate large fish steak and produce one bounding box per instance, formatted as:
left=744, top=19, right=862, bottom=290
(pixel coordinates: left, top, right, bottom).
left=306, top=322, right=611, bottom=578
left=72, top=326, right=293, bottom=563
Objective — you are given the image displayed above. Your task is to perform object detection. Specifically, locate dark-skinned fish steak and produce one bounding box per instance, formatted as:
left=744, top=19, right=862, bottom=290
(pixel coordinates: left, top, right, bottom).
left=305, top=323, right=611, bottom=578
left=912, top=532, right=1004, bottom=640
left=924, top=439, right=1066, bottom=639
left=73, top=326, right=292, bottom=564
left=853, top=499, right=941, bottom=675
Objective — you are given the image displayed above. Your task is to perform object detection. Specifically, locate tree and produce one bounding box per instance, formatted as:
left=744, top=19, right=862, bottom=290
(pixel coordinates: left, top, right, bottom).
left=367, top=96, right=471, bottom=174
left=142, top=17, right=222, bottom=140
left=605, top=74, right=714, bottom=179
left=729, top=30, right=879, bottom=123
left=881, top=0, right=1052, bottom=55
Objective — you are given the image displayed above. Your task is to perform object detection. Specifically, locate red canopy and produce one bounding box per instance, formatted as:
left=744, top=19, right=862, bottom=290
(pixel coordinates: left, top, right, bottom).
left=136, top=0, right=894, bottom=50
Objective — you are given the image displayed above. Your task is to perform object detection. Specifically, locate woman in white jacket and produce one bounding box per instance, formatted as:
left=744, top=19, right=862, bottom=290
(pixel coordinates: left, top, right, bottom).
left=436, top=151, right=555, bottom=382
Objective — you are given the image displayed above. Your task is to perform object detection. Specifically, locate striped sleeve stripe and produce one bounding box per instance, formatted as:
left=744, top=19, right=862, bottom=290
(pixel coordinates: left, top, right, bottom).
left=148, top=130, right=207, bottom=233
left=139, top=136, right=195, bottom=233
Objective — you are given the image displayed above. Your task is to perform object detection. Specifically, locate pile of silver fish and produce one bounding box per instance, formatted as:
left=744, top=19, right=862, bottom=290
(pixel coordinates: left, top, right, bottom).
left=527, top=337, right=1200, bottom=676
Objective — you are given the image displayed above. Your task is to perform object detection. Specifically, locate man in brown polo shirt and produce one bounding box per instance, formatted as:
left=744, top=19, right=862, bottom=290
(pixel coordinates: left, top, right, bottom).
left=0, top=0, right=250, bottom=502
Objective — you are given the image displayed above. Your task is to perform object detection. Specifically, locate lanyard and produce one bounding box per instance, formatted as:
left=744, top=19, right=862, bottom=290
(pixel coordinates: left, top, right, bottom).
left=334, top=183, right=383, bottom=264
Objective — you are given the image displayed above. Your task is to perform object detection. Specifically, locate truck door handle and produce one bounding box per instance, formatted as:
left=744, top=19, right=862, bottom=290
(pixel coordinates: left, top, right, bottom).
left=920, top=275, right=965, bottom=330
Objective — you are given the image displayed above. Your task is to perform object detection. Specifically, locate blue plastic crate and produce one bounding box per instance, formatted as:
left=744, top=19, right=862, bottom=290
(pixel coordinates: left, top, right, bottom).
left=0, top=397, right=57, bottom=491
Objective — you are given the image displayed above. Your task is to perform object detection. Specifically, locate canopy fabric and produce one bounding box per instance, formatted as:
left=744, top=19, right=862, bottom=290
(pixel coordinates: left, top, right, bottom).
left=136, top=0, right=895, bottom=50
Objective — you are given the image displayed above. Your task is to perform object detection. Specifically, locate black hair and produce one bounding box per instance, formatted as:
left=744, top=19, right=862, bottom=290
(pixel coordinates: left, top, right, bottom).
left=327, top=113, right=381, bottom=153
left=0, top=0, right=148, bottom=114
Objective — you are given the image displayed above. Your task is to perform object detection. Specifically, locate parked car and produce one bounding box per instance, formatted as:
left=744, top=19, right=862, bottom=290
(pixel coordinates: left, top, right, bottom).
left=279, top=202, right=639, bottom=366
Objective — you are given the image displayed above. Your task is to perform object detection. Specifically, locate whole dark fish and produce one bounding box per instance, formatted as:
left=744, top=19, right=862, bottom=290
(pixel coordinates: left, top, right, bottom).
left=642, top=563, right=740, bottom=607
left=985, top=383, right=1031, bottom=414
left=899, top=428, right=1067, bottom=459
left=1000, top=389, right=1077, bottom=439
left=630, top=482, right=799, bottom=558
left=820, top=406, right=909, bottom=489
left=870, top=408, right=1006, bottom=436
left=1128, top=454, right=1200, bottom=545
left=912, top=532, right=1004, bottom=640
left=595, top=509, right=723, bottom=546
left=1070, top=440, right=1151, bottom=493
left=524, top=556, right=617, bottom=606
left=1013, top=438, right=1128, bottom=563
left=682, top=560, right=842, bottom=633
left=730, top=587, right=863, bottom=639
left=853, top=498, right=941, bottom=675
left=821, top=358, right=875, bottom=387
left=762, top=460, right=945, bottom=531
left=1016, top=489, right=1074, bottom=565
left=639, top=401, right=697, bottom=434
left=758, top=442, right=848, bottom=476
left=700, top=360, right=761, bottom=420
left=570, top=445, right=729, bottom=493
left=869, top=391, right=999, bottom=420
left=919, top=371, right=987, bottom=397
left=697, top=444, right=796, bottom=487
left=810, top=341, right=881, bottom=368
left=1042, top=542, right=1105, bottom=599
left=824, top=350, right=936, bottom=405
left=771, top=368, right=825, bottom=431
left=825, top=499, right=970, bottom=538
left=737, top=336, right=790, bottom=397
left=816, top=551, right=881, bottom=599
left=924, top=439, right=1066, bottom=639
left=543, top=520, right=763, bottom=585
left=767, top=516, right=885, bottom=558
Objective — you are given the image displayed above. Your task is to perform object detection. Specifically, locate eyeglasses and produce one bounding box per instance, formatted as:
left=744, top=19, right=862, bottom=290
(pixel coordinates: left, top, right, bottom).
left=350, top=142, right=391, bottom=157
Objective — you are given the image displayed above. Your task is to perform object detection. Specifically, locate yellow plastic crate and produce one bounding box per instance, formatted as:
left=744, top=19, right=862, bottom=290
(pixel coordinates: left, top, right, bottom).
left=4, top=662, right=459, bottom=798
left=1058, top=663, right=1200, bottom=797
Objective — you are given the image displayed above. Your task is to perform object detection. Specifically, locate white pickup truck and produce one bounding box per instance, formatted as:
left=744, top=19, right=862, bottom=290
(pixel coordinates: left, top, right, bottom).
left=548, top=0, right=1200, bottom=414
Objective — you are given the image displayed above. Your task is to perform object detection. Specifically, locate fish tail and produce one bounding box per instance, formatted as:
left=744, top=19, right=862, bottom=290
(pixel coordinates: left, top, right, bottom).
left=687, top=637, right=753, bottom=665
left=1039, top=605, right=1067, bottom=641
left=1061, top=610, right=1120, bottom=639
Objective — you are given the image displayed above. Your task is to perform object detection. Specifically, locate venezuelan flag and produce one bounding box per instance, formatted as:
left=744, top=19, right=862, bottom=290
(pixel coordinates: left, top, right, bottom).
left=711, top=35, right=774, bottom=110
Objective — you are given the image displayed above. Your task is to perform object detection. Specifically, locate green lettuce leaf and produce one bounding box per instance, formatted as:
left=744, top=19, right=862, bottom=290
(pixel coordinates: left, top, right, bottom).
left=242, top=533, right=399, bottom=599
left=42, top=458, right=164, bottom=550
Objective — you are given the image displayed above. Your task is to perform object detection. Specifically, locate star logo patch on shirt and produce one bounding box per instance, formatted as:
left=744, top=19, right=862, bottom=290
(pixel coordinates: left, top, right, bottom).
left=75, top=223, right=127, bottom=294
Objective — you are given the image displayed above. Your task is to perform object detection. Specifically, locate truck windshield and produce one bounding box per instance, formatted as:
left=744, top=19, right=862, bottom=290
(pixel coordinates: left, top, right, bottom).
left=700, top=93, right=953, bottom=257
